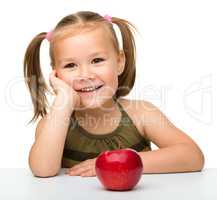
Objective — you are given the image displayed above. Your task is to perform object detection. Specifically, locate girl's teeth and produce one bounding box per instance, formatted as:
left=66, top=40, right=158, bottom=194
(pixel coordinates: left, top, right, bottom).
left=78, top=85, right=103, bottom=92
left=81, top=86, right=97, bottom=92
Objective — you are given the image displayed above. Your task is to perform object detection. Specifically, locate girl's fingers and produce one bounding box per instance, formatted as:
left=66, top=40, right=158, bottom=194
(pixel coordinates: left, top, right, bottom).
left=53, top=69, right=57, bottom=77
left=81, top=170, right=96, bottom=177
left=49, top=72, right=64, bottom=87
left=67, top=164, right=87, bottom=173
left=67, top=159, right=96, bottom=173
left=49, top=70, right=56, bottom=78
left=68, top=166, right=91, bottom=176
left=49, top=70, right=61, bottom=95
left=65, top=159, right=96, bottom=176
left=68, top=160, right=91, bottom=171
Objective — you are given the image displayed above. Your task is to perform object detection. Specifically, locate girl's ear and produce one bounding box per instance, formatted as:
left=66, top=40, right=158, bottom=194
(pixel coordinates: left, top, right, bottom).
left=117, top=50, right=126, bottom=76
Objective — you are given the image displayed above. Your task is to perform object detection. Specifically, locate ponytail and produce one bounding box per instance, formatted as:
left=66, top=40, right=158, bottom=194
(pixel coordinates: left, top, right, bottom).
left=111, top=17, right=137, bottom=98
left=23, top=32, right=49, bottom=124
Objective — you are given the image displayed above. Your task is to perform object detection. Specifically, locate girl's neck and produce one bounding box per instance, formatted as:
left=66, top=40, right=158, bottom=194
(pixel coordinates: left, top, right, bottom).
left=75, top=98, right=119, bottom=120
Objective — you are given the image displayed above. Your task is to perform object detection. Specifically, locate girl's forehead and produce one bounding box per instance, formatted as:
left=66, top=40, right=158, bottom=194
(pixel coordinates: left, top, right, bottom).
left=53, top=25, right=112, bottom=46
left=52, top=26, right=116, bottom=57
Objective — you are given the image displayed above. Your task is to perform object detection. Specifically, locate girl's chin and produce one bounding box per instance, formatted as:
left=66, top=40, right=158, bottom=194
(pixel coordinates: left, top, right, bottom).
left=79, top=96, right=114, bottom=110
left=79, top=98, right=103, bottom=109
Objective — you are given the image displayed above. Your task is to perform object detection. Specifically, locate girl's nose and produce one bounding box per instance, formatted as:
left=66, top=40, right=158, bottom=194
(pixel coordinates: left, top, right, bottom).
left=78, top=65, right=95, bottom=79
left=73, top=67, right=96, bottom=89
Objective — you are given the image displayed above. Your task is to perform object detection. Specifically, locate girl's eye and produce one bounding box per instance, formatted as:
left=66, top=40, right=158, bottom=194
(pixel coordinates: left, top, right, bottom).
left=91, top=58, right=105, bottom=64
left=63, top=63, right=76, bottom=68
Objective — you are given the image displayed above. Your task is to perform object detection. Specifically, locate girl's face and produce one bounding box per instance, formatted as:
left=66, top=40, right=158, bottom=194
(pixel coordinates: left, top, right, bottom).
left=52, top=26, right=125, bottom=108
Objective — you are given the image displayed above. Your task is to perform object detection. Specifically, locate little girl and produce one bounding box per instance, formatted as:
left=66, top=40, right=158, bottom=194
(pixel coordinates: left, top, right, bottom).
left=24, top=11, right=204, bottom=177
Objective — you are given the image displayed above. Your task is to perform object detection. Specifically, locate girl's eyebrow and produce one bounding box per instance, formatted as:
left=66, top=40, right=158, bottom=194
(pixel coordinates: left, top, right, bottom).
left=58, top=51, right=107, bottom=64
left=89, top=51, right=107, bottom=57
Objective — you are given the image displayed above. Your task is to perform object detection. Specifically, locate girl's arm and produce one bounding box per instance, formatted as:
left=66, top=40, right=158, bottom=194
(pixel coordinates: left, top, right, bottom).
left=138, top=100, right=205, bottom=174
left=28, top=95, right=74, bottom=177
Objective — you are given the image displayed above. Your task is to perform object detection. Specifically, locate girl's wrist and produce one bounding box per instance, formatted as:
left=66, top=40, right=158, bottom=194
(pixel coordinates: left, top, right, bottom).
left=53, top=94, right=76, bottom=112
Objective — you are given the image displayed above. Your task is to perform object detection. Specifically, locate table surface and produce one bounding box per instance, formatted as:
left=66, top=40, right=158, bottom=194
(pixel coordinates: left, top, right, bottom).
left=0, top=168, right=217, bottom=200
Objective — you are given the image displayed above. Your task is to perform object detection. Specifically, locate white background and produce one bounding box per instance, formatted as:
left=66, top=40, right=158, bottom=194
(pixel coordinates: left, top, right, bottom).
left=0, top=0, right=216, bottom=168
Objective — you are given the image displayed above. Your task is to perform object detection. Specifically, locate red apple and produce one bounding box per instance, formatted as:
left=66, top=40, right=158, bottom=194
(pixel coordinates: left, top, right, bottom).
left=95, top=148, right=143, bottom=191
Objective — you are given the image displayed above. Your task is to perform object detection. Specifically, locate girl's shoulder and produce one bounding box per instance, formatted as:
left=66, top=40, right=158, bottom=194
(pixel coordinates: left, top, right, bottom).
left=118, top=98, right=166, bottom=123
left=118, top=98, right=148, bottom=137
left=118, top=98, right=172, bottom=139
left=118, top=97, right=154, bottom=118
left=119, top=98, right=197, bottom=149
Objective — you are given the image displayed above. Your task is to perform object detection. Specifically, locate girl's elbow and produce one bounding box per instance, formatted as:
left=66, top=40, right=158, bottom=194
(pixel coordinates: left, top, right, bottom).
left=196, top=151, right=205, bottom=171
left=34, top=172, right=59, bottom=178
left=191, top=147, right=205, bottom=171
left=184, top=143, right=205, bottom=172
left=28, top=154, right=60, bottom=178
left=31, top=169, right=59, bottom=178
left=29, top=161, right=60, bottom=178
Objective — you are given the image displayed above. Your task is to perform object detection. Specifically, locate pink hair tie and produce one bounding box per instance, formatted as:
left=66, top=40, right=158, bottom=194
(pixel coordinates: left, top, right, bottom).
left=103, top=14, right=112, bottom=22
left=45, top=30, right=53, bottom=41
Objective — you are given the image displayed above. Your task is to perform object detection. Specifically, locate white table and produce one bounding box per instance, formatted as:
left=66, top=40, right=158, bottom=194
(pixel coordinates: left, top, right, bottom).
left=0, top=168, right=216, bottom=200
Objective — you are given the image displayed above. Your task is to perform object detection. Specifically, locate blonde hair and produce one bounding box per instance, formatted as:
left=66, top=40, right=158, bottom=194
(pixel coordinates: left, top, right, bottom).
left=24, top=11, right=137, bottom=123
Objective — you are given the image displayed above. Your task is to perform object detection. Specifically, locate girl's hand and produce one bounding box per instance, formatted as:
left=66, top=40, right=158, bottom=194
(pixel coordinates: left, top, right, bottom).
left=49, top=69, right=81, bottom=109
left=65, top=158, right=97, bottom=177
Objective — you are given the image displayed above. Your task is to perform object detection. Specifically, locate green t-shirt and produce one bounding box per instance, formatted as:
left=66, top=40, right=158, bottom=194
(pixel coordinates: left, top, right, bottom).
left=61, top=98, right=151, bottom=167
